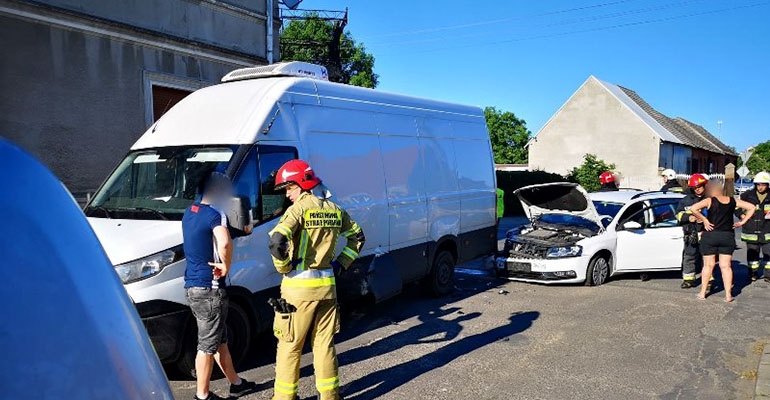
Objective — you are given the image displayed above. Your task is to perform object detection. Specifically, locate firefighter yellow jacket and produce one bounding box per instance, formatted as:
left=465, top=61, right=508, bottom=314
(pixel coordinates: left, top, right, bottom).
left=268, top=192, right=365, bottom=301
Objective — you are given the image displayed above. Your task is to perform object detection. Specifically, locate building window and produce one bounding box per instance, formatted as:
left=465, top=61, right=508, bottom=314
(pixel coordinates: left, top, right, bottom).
left=143, top=72, right=207, bottom=127
left=151, top=85, right=192, bottom=122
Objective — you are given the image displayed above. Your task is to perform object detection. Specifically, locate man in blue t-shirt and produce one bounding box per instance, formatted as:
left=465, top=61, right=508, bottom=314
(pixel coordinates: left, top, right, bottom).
left=182, top=172, right=255, bottom=400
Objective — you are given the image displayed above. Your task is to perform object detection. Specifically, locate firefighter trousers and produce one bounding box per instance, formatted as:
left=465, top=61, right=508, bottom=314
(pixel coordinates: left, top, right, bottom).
left=273, top=298, right=340, bottom=400
left=747, top=242, right=770, bottom=272
left=681, top=242, right=701, bottom=281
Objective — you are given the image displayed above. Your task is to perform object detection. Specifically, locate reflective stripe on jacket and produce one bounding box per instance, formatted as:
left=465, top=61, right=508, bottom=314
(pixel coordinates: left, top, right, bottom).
left=268, top=192, right=365, bottom=301
left=676, top=192, right=705, bottom=232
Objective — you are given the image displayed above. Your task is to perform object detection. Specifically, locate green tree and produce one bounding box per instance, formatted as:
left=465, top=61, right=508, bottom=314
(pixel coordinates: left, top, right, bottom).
left=566, top=154, right=617, bottom=192
left=280, top=15, right=378, bottom=88
left=484, top=106, right=531, bottom=164
left=746, top=140, right=770, bottom=174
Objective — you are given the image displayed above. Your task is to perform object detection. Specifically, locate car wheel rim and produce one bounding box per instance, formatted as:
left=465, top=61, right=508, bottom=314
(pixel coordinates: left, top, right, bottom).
left=438, top=259, right=451, bottom=285
left=593, top=258, right=609, bottom=285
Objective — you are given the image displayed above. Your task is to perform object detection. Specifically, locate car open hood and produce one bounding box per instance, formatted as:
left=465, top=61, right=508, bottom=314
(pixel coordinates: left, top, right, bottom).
left=87, top=218, right=182, bottom=266
left=514, top=182, right=602, bottom=224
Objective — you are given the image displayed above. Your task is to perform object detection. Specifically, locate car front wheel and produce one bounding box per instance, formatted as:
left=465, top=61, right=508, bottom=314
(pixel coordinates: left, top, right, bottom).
left=585, top=255, right=610, bottom=286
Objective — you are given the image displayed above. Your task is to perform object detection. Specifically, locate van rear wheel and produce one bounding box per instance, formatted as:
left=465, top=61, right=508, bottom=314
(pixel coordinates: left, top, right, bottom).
left=426, top=250, right=456, bottom=297
left=175, top=300, right=252, bottom=378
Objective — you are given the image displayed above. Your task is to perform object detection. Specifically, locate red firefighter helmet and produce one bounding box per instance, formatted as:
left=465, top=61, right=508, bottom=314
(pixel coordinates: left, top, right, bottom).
left=275, top=159, right=321, bottom=191
left=688, top=173, right=708, bottom=188
left=599, top=171, right=615, bottom=184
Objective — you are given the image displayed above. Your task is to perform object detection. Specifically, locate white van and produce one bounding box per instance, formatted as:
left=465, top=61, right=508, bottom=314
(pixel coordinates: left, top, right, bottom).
left=85, top=62, right=497, bottom=373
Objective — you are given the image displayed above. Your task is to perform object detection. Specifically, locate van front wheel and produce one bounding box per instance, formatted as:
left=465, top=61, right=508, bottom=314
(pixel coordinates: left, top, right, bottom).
left=426, top=250, right=456, bottom=297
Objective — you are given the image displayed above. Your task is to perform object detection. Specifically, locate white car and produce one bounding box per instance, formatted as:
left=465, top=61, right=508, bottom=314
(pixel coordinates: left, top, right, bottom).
left=495, top=183, right=686, bottom=286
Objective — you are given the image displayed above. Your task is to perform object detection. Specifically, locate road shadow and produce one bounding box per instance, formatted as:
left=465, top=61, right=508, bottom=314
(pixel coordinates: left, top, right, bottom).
left=339, top=311, right=540, bottom=400
left=706, top=260, right=752, bottom=298
left=165, top=265, right=509, bottom=380
left=338, top=307, right=482, bottom=368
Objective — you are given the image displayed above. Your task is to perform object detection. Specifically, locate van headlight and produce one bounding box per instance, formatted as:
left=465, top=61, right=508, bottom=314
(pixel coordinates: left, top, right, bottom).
left=115, top=246, right=184, bottom=284
left=546, top=245, right=582, bottom=258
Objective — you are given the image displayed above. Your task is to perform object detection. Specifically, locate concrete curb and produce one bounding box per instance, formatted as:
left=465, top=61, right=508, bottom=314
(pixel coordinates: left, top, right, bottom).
left=757, top=343, right=770, bottom=398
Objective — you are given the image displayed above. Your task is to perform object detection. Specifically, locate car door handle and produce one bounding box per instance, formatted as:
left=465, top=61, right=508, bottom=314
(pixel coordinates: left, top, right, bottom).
left=672, top=236, right=683, bottom=240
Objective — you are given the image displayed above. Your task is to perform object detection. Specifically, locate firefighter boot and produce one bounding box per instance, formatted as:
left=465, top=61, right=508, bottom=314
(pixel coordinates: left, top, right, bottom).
left=749, top=262, right=760, bottom=282
left=680, top=280, right=695, bottom=289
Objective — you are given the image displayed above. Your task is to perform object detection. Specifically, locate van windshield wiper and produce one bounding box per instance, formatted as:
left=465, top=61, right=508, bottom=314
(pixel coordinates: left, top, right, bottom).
left=113, top=207, right=169, bottom=221
left=85, top=205, right=113, bottom=219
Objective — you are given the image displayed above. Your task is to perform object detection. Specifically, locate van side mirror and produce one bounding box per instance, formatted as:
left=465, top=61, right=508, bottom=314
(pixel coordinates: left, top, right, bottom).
left=226, top=196, right=254, bottom=237
left=620, top=221, right=643, bottom=230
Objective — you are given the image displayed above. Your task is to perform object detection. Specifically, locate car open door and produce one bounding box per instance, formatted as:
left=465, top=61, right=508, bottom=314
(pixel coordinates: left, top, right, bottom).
left=615, top=199, right=684, bottom=271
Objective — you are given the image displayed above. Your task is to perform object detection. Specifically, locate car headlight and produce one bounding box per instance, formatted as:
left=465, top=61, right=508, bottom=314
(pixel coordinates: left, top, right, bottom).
left=115, top=245, right=184, bottom=284
left=546, top=245, right=582, bottom=258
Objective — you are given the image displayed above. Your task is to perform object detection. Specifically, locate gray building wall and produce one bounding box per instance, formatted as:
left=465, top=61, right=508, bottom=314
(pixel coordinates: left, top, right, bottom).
left=0, top=0, right=279, bottom=198
left=529, top=76, right=662, bottom=191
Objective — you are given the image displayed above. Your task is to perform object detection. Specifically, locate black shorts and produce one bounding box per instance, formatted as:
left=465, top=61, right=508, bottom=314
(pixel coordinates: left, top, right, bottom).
left=186, top=287, right=229, bottom=354
left=700, top=231, right=736, bottom=256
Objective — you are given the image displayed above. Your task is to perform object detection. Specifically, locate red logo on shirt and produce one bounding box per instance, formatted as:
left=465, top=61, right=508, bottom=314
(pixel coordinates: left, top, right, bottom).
left=191, top=205, right=199, bottom=213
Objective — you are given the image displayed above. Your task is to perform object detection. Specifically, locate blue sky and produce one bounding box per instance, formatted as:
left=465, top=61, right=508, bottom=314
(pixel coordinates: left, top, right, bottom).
left=295, top=0, right=769, bottom=152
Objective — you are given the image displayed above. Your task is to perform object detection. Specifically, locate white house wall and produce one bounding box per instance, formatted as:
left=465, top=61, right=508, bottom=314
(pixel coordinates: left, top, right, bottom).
left=529, top=76, right=662, bottom=191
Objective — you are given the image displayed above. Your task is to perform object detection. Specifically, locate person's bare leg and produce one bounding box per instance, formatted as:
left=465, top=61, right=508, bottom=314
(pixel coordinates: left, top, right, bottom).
left=214, top=343, right=241, bottom=384
left=719, top=254, right=734, bottom=302
left=699, top=255, right=716, bottom=299
left=196, top=351, right=215, bottom=398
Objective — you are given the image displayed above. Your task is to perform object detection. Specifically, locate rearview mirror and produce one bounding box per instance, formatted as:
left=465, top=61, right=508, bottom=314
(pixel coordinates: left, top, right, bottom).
left=226, top=196, right=254, bottom=237
left=621, top=221, right=643, bottom=230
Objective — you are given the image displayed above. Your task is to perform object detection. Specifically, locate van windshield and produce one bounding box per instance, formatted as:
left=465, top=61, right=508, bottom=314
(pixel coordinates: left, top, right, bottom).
left=85, top=146, right=234, bottom=220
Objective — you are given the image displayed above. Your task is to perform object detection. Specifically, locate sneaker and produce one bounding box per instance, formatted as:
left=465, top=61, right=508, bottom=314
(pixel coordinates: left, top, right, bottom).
left=230, top=378, right=258, bottom=397
left=681, top=280, right=695, bottom=289
left=194, top=393, right=226, bottom=400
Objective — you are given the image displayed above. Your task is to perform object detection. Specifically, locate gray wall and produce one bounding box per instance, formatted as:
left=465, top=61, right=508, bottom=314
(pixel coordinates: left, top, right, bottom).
left=0, top=0, right=278, bottom=197
left=32, top=0, right=270, bottom=57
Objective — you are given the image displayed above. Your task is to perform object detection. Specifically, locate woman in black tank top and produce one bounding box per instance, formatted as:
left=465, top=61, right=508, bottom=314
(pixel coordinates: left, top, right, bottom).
left=689, top=182, right=755, bottom=302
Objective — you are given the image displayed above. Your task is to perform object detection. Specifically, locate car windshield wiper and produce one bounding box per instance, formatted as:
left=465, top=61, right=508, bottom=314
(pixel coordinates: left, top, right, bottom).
left=113, top=207, right=169, bottom=221
left=86, top=205, right=112, bottom=219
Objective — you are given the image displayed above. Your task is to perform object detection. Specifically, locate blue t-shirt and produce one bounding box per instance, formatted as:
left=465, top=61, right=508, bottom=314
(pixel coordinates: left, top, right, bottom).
left=182, top=203, right=227, bottom=288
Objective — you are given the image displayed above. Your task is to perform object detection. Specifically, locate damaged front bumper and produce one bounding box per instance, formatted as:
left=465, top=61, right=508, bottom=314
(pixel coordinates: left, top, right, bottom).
left=495, top=255, right=588, bottom=284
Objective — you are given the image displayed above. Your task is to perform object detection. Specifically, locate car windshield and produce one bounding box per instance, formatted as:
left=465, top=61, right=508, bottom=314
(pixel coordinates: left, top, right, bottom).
left=536, top=213, right=600, bottom=234
left=592, top=201, right=624, bottom=219
left=85, top=146, right=234, bottom=220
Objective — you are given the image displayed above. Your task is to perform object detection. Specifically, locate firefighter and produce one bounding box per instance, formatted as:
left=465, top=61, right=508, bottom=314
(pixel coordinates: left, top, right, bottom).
left=661, top=169, right=684, bottom=192
left=737, top=171, right=770, bottom=282
left=676, top=173, right=709, bottom=288
left=597, top=171, right=619, bottom=192
left=268, top=159, right=365, bottom=400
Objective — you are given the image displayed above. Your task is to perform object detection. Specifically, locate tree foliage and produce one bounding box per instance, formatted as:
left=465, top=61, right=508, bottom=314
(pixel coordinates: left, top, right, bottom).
left=566, top=154, right=617, bottom=192
left=484, top=106, right=531, bottom=164
left=746, top=140, right=770, bottom=174
left=280, top=16, right=378, bottom=88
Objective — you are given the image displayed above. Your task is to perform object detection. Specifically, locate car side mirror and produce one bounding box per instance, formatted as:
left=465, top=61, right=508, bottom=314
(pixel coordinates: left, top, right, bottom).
left=621, top=221, right=643, bottom=230
left=226, top=196, right=254, bottom=237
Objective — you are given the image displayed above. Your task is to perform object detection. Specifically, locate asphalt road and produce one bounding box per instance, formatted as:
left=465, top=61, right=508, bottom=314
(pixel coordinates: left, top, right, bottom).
left=170, top=218, right=770, bottom=400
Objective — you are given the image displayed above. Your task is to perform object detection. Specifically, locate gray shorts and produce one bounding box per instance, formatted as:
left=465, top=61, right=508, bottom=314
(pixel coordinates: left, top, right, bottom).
left=186, top=287, right=229, bottom=354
